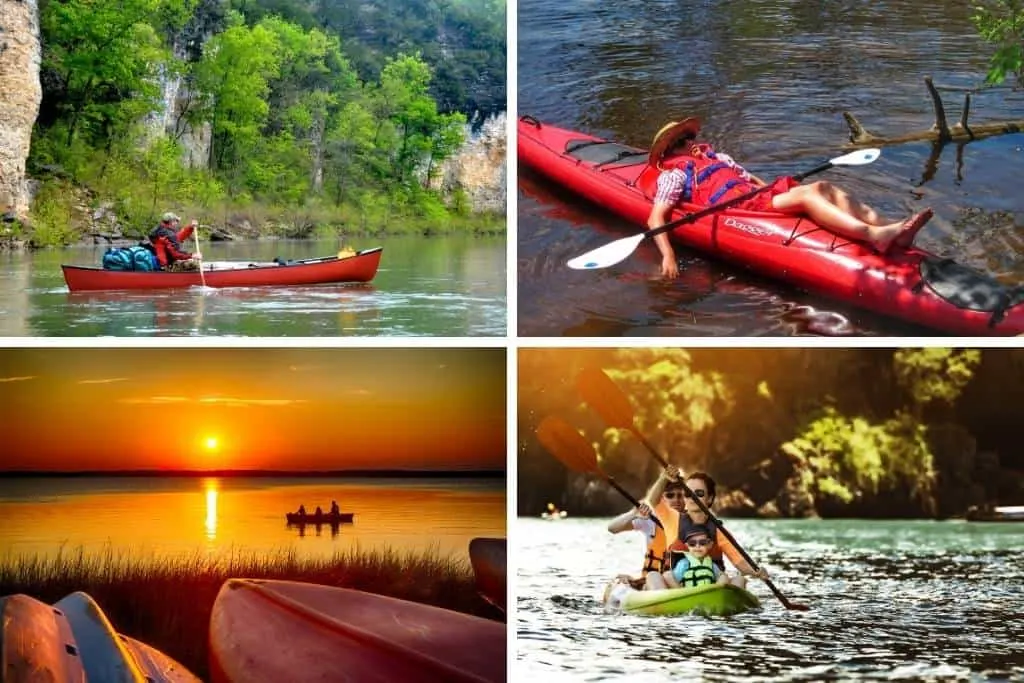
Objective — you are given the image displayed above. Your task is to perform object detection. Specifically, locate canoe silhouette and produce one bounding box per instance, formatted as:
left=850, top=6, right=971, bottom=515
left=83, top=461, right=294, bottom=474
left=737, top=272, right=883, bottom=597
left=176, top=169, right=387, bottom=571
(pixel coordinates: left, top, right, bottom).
left=285, top=512, right=355, bottom=525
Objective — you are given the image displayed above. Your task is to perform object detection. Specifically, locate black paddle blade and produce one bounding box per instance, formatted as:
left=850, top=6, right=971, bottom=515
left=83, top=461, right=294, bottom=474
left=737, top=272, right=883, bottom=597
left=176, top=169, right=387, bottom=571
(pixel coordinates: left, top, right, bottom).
left=576, top=367, right=635, bottom=430
left=535, top=416, right=600, bottom=475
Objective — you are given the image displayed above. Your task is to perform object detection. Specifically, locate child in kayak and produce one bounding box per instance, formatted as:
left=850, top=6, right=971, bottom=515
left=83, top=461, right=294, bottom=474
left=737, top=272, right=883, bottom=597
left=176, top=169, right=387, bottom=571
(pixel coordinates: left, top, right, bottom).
left=664, top=525, right=727, bottom=588
left=646, top=117, right=933, bottom=279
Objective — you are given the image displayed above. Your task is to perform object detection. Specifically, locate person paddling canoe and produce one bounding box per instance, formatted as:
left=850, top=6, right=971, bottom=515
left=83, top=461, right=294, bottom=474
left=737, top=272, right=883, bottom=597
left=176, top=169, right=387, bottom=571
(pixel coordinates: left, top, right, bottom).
left=646, top=118, right=933, bottom=279
left=149, top=211, right=202, bottom=272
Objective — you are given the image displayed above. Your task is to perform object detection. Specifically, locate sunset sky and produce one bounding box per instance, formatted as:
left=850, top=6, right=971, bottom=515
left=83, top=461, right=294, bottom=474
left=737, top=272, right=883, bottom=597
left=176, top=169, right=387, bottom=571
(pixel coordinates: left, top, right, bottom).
left=0, top=348, right=505, bottom=471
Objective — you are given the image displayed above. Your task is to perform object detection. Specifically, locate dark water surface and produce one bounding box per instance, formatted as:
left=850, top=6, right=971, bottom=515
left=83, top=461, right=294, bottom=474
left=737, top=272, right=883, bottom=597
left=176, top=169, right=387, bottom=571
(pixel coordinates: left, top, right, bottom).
left=0, top=477, right=506, bottom=562
left=516, top=518, right=1024, bottom=681
left=517, top=0, right=1024, bottom=336
left=0, top=236, right=506, bottom=336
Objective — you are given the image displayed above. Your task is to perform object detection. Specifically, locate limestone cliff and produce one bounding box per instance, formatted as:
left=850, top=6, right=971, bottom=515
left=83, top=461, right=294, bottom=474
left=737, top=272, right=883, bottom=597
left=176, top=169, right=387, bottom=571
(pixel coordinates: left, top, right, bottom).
left=0, top=0, right=41, bottom=218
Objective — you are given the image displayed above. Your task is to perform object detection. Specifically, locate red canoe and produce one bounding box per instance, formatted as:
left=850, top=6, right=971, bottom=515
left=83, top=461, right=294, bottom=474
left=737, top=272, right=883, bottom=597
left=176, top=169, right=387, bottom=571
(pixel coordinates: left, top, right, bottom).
left=62, top=247, right=383, bottom=292
left=518, top=115, right=1024, bottom=335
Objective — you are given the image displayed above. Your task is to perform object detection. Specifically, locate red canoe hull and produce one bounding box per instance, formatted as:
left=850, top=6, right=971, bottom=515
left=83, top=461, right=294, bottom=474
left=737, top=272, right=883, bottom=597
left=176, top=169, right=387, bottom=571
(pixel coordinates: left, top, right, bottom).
left=62, top=248, right=383, bottom=292
left=518, top=116, right=1024, bottom=335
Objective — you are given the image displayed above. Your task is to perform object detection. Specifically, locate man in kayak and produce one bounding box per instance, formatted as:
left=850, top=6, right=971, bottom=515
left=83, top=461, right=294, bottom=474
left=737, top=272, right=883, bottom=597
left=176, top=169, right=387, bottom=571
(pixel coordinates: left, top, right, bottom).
left=606, top=478, right=685, bottom=589
left=646, top=118, right=933, bottom=278
left=664, top=525, right=728, bottom=588
left=149, top=212, right=202, bottom=271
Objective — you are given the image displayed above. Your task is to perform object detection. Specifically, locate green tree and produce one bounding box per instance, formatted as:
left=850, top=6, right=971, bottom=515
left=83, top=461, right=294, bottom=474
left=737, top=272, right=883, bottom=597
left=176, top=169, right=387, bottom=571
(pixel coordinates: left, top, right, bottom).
left=972, top=0, right=1024, bottom=86
left=191, top=12, right=282, bottom=175
left=40, top=0, right=188, bottom=147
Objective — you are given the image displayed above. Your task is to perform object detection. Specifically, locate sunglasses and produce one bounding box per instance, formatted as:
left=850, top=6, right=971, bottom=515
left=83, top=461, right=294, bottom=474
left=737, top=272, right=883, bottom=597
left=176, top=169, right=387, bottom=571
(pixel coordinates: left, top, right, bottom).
left=687, top=538, right=712, bottom=548
left=664, top=489, right=707, bottom=500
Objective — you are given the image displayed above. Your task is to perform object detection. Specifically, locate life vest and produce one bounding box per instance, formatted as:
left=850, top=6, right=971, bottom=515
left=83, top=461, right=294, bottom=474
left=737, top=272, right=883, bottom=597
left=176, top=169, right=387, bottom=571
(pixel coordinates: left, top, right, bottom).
left=640, top=500, right=679, bottom=577
left=662, top=144, right=757, bottom=207
left=678, top=554, right=717, bottom=587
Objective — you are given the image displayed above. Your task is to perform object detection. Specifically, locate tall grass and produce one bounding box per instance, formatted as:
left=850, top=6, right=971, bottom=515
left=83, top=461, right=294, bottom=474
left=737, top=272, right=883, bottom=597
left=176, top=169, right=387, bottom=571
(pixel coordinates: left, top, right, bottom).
left=0, top=545, right=500, bottom=681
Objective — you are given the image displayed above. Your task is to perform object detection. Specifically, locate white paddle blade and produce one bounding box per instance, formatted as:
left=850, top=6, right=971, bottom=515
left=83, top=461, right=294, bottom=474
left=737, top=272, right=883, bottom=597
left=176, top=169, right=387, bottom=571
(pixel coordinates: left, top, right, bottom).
left=567, top=233, right=647, bottom=270
left=831, top=148, right=881, bottom=166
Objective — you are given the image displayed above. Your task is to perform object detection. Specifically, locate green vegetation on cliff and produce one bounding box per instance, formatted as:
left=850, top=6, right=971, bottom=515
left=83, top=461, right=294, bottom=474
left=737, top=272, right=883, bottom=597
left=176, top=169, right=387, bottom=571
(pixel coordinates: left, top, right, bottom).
left=519, top=348, right=1022, bottom=519
left=28, top=0, right=505, bottom=246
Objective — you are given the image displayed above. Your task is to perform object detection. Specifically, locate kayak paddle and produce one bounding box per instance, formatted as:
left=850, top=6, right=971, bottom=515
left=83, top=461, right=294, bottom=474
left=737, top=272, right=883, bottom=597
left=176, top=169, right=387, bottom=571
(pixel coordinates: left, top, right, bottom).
left=575, top=367, right=811, bottom=611
left=566, top=148, right=882, bottom=271
left=535, top=415, right=664, bottom=530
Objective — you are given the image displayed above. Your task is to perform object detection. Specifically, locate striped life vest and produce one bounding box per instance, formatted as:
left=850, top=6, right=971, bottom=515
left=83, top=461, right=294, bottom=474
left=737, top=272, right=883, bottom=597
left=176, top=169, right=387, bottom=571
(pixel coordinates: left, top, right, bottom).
left=677, top=554, right=717, bottom=587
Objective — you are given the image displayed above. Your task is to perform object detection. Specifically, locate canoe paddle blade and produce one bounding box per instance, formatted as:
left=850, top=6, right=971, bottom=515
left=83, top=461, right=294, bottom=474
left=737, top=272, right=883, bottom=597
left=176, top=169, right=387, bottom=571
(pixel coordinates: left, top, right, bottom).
left=566, top=233, right=646, bottom=270
left=535, top=416, right=600, bottom=475
left=576, top=367, right=636, bottom=430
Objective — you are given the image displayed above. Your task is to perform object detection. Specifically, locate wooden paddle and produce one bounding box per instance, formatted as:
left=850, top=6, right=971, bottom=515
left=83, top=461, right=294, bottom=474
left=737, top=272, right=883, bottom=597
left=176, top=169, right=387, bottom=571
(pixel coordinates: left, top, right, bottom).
left=566, top=148, right=882, bottom=271
left=193, top=220, right=207, bottom=288
left=535, top=415, right=663, bottom=530
left=575, top=367, right=811, bottom=611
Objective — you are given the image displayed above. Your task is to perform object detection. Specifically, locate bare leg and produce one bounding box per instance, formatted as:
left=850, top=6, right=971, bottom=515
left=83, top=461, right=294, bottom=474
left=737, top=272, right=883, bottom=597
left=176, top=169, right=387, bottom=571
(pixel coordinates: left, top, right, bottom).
left=806, top=181, right=886, bottom=225
left=729, top=572, right=748, bottom=589
left=772, top=189, right=932, bottom=252
left=645, top=571, right=669, bottom=590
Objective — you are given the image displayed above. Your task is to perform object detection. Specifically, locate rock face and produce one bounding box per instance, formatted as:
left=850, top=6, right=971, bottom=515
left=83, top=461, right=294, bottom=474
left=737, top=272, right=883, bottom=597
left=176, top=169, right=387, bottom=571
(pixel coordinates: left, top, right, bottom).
left=442, top=112, right=507, bottom=214
left=0, top=0, right=41, bottom=218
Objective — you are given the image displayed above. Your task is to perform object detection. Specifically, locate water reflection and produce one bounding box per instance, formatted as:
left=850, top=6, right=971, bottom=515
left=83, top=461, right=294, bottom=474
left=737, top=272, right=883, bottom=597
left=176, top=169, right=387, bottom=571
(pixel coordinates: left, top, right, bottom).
left=204, top=478, right=219, bottom=540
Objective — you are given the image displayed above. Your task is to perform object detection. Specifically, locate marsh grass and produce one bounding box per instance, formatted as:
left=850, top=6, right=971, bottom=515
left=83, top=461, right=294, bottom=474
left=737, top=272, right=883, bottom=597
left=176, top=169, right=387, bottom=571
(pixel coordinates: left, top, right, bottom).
left=0, top=545, right=500, bottom=680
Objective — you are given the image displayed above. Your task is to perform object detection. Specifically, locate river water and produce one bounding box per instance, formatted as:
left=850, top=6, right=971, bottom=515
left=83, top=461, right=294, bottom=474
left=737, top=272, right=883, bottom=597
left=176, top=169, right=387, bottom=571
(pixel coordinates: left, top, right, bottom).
left=517, top=0, right=1024, bottom=336
left=516, top=517, right=1024, bottom=681
left=0, top=236, right=506, bottom=336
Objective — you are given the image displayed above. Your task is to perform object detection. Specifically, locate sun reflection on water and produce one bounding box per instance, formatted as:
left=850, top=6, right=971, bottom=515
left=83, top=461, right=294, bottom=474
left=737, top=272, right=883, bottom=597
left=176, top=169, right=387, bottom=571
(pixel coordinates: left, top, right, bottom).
left=203, top=478, right=219, bottom=540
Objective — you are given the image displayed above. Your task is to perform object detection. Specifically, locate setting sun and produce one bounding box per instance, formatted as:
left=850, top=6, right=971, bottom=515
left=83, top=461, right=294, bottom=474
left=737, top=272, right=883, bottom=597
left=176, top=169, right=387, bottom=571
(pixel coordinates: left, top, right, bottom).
left=204, top=437, right=219, bottom=451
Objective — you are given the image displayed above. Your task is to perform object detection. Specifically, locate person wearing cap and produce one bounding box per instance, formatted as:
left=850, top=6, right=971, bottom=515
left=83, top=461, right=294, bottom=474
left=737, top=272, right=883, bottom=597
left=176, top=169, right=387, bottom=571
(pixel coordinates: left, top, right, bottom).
left=646, top=118, right=933, bottom=279
left=665, top=525, right=727, bottom=588
left=149, top=211, right=201, bottom=271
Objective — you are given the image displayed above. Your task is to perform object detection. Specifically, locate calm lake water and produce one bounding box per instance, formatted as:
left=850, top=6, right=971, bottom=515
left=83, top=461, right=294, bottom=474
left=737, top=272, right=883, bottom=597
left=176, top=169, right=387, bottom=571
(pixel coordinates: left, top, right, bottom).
left=0, top=477, right=506, bottom=562
left=0, top=235, right=506, bottom=336
left=518, top=0, right=1024, bottom=336
left=517, top=518, right=1024, bottom=681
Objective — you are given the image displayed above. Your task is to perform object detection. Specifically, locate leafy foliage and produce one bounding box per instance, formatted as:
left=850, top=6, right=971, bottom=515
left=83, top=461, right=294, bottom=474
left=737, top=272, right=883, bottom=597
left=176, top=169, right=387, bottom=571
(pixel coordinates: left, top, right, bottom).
left=971, top=0, right=1024, bottom=86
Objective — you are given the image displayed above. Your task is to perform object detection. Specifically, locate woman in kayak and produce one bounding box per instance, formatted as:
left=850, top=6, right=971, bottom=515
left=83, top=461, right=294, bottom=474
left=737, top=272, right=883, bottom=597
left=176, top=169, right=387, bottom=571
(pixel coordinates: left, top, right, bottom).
left=644, top=466, right=767, bottom=590
left=646, top=118, right=933, bottom=279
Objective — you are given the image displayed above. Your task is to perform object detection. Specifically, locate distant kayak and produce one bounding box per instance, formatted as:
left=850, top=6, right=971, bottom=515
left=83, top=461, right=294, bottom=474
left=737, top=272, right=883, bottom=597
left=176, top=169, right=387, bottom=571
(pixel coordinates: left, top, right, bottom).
left=966, top=505, right=1024, bottom=522
left=519, top=115, right=1024, bottom=335
left=285, top=511, right=355, bottom=525
left=541, top=510, right=568, bottom=520
left=469, top=537, right=507, bottom=611
left=62, top=248, right=383, bottom=292
left=0, top=591, right=200, bottom=682
left=610, top=583, right=761, bottom=617
left=209, top=579, right=506, bottom=683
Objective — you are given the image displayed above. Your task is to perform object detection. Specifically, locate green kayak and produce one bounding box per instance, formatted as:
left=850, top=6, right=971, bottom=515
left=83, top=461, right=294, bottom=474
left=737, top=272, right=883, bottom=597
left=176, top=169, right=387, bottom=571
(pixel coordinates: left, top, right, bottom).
left=619, top=583, right=760, bottom=617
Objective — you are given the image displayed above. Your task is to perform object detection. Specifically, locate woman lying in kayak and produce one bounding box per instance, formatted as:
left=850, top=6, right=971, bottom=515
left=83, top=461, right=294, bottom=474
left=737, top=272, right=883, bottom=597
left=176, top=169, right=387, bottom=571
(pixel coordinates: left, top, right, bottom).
left=646, top=118, right=934, bottom=279
left=608, top=466, right=767, bottom=590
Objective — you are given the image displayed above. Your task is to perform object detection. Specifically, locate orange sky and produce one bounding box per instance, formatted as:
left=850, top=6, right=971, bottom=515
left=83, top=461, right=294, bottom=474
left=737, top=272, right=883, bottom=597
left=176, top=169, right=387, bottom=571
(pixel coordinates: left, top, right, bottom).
left=0, top=348, right=505, bottom=471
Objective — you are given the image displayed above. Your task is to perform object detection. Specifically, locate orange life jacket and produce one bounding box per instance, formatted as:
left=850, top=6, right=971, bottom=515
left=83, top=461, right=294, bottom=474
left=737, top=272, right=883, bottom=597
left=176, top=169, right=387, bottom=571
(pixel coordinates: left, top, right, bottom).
left=640, top=500, right=679, bottom=576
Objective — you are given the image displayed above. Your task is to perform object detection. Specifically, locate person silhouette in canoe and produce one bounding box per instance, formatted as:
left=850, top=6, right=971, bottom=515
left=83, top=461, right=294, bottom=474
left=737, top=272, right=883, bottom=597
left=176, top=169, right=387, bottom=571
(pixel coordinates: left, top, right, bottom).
left=330, top=500, right=340, bottom=516
left=646, top=118, right=934, bottom=279
left=149, top=212, right=202, bottom=272
left=297, top=504, right=307, bottom=517
left=315, top=505, right=323, bottom=517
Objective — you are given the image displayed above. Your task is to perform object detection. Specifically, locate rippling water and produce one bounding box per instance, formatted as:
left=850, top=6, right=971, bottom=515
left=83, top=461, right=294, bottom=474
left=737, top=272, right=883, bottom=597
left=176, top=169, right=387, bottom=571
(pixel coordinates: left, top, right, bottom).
left=0, top=236, right=506, bottom=336
left=516, top=518, right=1024, bottom=681
left=518, top=0, right=1024, bottom=336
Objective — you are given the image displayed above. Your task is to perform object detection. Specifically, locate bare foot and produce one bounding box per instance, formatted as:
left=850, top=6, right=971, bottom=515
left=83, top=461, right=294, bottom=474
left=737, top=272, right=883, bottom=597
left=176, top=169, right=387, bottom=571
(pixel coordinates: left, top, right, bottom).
left=871, top=208, right=934, bottom=253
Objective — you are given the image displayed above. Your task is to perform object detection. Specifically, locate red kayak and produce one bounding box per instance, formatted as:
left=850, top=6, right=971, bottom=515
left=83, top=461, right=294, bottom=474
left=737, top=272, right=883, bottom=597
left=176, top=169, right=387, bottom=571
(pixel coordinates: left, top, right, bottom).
left=62, top=247, right=383, bottom=292
left=518, top=115, right=1024, bottom=335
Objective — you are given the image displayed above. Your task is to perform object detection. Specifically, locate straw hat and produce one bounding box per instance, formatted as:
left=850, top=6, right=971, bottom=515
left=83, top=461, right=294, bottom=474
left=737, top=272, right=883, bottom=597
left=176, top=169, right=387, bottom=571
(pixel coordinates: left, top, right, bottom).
left=648, top=117, right=701, bottom=167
